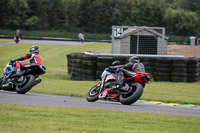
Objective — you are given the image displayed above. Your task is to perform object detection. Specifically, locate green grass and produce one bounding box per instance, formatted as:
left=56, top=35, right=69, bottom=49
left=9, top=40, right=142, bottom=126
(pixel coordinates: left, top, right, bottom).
left=0, top=39, right=14, bottom=42
left=0, top=104, right=200, bottom=133
left=0, top=39, right=200, bottom=106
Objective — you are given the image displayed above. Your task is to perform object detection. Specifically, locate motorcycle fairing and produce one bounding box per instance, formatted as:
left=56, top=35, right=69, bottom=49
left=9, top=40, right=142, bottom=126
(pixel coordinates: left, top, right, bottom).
left=3, top=64, right=15, bottom=75
left=101, top=70, right=116, bottom=82
left=105, top=75, right=116, bottom=82
left=99, top=88, right=117, bottom=99
left=132, top=72, right=152, bottom=85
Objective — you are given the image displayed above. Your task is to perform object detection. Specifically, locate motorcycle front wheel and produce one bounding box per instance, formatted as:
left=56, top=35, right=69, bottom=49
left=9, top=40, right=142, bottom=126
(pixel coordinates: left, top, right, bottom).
left=16, top=75, right=36, bottom=94
left=86, top=84, right=100, bottom=102
left=15, top=39, right=19, bottom=43
left=119, top=83, right=143, bottom=105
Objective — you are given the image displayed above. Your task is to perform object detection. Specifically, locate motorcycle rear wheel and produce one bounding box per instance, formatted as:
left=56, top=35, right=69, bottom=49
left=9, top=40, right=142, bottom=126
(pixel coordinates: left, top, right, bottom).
left=86, top=84, right=100, bottom=102
left=16, top=75, right=35, bottom=94
left=119, top=83, right=143, bottom=105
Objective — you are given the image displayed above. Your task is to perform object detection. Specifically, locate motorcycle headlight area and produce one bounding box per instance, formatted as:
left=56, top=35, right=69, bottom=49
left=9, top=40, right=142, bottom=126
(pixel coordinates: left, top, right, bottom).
left=146, top=75, right=152, bottom=80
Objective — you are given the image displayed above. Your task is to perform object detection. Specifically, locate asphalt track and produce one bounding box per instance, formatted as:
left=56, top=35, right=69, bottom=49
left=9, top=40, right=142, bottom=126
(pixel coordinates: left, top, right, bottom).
left=0, top=40, right=92, bottom=47
left=0, top=91, right=200, bottom=117
left=0, top=40, right=200, bottom=117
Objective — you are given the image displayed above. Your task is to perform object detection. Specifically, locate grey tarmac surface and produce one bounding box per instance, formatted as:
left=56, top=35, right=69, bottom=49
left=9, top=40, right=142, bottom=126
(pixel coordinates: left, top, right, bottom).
left=0, top=40, right=92, bottom=47
left=0, top=91, right=200, bottom=117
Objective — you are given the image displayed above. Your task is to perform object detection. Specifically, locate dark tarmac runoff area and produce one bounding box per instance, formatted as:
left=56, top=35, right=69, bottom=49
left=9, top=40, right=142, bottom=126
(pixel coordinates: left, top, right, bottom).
left=0, top=40, right=92, bottom=47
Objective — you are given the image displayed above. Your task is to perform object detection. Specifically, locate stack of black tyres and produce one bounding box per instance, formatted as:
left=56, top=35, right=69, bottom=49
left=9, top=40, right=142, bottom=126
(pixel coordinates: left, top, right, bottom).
left=171, top=58, right=187, bottom=82
left=67, top=53, right=83, bottom=80
left=66, top=53, right=73, bottom=76
left=96, top=57, right=113, bottom=80
left=186, top=57, right=199, bottom=82
left=199, top=58, right=200, bottom=81
left=82, top=54, right=97, bottom=81
left=155, top=58, right=171, bottom=81
left=112, top=56, right=129, bottom=66
left=142, top=57, right=156, bottom=80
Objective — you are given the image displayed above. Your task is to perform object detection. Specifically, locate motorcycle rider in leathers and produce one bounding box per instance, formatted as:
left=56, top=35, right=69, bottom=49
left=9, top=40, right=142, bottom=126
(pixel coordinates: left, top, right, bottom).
left=121, top=56, right=145, bottom=76
left=10, top=45, right=43, bottom=77
left=108, top=56, right=145, bottom=93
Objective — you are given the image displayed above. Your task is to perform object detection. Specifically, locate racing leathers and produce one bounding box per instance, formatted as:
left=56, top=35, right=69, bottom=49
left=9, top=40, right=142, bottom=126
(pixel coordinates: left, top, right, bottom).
left=12, top=52, right=43, bottom=75
left=122, top=62, right=145, bottom=76
left=110, top=62, right=145, bottom=77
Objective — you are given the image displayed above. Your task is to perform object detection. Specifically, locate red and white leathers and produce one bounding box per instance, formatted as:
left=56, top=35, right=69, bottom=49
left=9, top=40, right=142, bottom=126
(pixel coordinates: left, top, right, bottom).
left=14, top=52, right=43, bottom=73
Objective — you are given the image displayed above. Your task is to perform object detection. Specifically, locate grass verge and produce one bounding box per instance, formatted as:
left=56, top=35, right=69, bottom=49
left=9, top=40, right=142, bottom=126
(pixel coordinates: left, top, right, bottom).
left=0, top=104, right=200, bottom=133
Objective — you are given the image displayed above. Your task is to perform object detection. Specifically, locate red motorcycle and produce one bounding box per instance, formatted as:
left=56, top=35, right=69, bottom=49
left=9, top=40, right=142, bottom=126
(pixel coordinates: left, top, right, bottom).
left=86, top=67, right=152, bottom=105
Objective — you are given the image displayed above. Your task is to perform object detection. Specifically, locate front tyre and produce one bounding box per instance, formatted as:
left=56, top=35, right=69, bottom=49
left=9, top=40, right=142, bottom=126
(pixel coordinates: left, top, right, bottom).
left=119, top=83, right=143, bottom=105
left=16, top=75, right=36, bottom=94
left=15, top=39, right=19, bottom=43
left=86, top=84, right=100, bottom=102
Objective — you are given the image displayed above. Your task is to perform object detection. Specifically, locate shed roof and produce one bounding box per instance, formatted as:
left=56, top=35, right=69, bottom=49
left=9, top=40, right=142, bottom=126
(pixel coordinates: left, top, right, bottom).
left=115, top=27, right=168, bottom=40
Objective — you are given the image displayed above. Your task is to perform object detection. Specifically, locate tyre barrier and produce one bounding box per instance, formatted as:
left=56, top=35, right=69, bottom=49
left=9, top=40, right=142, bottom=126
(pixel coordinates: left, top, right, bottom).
left=155, top=58, right=171, bottom=82
left=171, top=58, right=187, bottom=82
left=96, top=57, right=113, bottom=80
left=141, top=57, right=156, bottom=78
left=199, top=58, right=200, bottom=81
left=81, top=54, right=97, bottom=81
left=186, top=57, right=199, bottom=82
left=67, top=53, right=84, bottom=80
left=66, top=53, right=200, bottom=82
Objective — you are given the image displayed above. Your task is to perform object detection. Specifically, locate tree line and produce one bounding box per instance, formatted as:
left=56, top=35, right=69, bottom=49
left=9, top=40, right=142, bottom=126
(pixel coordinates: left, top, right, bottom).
left=0, top=0, right=200, bottom=36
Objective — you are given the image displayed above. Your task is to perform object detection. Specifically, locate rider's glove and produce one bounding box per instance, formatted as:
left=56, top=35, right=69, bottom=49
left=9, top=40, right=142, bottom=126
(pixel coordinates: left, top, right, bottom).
left=10, top=60, right=16, bottom=65
left=10, top=60, right=16, bottom=63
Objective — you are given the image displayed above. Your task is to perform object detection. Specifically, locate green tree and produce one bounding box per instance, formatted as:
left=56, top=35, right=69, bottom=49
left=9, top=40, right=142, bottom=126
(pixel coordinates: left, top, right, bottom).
left=47, top=0, right=66, bottom=29
left=112, top=0, right=136, bottom=26
left=5, top=0, right=29, bottom=28
left=132, top=0, right=166, bottom=27
left=165, top=8, right=200, bottom=35
left=89, top=0, right=114, bottom=33
left=180, top=0, right=200, bottom=18
left=65, top=0, right=81, bottom=32
left=79, top=0, right=93, bottom=32
left=0, top=0, right=9, bottom=27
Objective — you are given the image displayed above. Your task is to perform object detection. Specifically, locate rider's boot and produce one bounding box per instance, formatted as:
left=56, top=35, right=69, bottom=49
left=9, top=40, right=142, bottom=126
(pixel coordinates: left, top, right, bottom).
left=119, top=83, right=129, bottom=91
left=108, top=84, right=120, bottom=94
left=12, top=69, right=22, bottom=77
left=108, top=88, right=114, bottom=94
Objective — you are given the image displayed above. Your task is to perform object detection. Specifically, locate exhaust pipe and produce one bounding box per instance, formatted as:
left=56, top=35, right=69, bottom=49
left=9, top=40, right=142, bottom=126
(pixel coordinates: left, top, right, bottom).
left=0, top=82, right=13, bottom=90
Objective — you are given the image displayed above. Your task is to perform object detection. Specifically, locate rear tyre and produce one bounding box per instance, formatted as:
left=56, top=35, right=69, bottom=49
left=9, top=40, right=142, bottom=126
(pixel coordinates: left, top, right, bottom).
left=86, top=84, right=100, bottom=102
left=16, top=75, right=36, bottom=94
left=119, top=83, right=143, bottom=105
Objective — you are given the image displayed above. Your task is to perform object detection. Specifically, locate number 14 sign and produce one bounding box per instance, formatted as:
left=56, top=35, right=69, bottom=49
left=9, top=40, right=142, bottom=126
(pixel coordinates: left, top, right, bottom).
left=114, top=28, right=123, bottom=37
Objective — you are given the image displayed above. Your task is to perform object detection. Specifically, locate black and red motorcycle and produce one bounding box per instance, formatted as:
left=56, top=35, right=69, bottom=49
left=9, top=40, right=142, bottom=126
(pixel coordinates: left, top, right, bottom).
left=86, top=66, right=152, bottom=105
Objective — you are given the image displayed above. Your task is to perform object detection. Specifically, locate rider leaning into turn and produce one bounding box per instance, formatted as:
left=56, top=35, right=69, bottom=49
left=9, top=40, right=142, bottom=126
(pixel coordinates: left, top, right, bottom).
left=10, top=45, right=43, bottom=76
left=111, top=56, right=145, bottom=77
left=107, top=56, right=145, bottom=94
left=122, top=56, right=145, bottom=76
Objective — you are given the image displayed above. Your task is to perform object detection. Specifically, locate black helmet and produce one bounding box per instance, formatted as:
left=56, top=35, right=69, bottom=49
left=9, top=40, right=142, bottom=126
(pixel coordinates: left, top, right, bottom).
left=112, top=60, right=120, bottom=66
left=129, top=56, right=139, bottom=63
left=30, top=45, right=39, bottom=53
